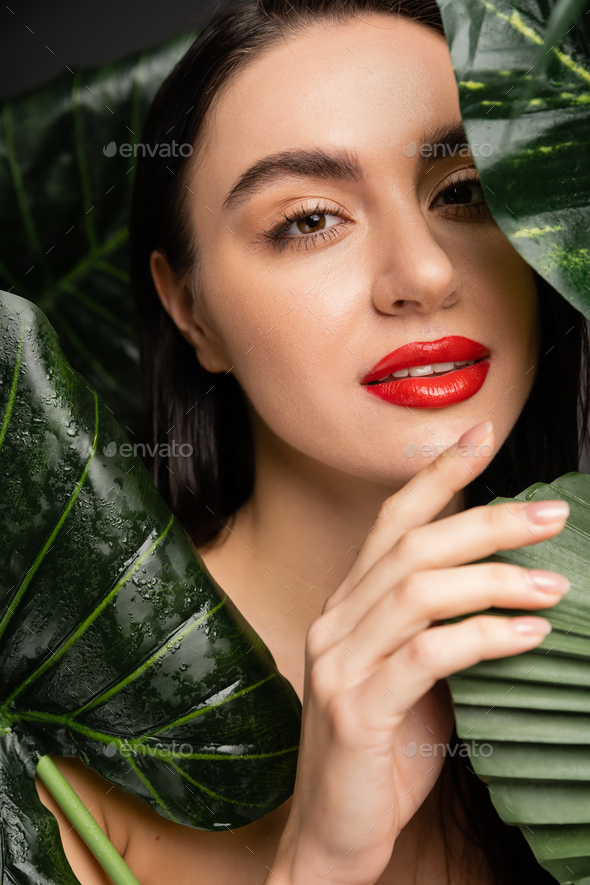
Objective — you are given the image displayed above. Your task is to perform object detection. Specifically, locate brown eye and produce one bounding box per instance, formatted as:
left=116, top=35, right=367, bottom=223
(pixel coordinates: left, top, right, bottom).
left=260, top=202, right=349, bottom=253
left=296, top=213, right=327, bottom=234
left=440, top=183, right=485, bottom=205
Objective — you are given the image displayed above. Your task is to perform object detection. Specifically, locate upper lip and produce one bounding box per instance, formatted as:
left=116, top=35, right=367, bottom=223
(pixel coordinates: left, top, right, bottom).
left=361, top=336, right=490, bottom=384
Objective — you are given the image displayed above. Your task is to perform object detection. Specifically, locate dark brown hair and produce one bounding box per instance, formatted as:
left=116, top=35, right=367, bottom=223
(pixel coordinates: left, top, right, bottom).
left=129, top=1, right=590, bottom=881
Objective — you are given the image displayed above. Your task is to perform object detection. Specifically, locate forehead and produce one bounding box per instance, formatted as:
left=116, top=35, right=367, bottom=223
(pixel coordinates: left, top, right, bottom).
left=192, top=14, right=455, bottom=208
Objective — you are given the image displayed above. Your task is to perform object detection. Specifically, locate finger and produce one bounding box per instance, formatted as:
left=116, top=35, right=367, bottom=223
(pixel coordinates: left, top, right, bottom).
left=324, top=496, right=570, bottom=637
left=324, top=420, right=495, bottom=613
left=353, top=614, right=552, bottom=725
left=321, top=563, right=569, bottom=681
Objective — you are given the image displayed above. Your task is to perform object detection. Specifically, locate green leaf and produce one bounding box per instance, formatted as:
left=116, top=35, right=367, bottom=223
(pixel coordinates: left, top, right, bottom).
left=0, top=34, right=196, bottom=434
left=437, top=0, right=590, bottom=316
left=0, top=289, right=302, bottom=885
left=446, top=472, right=590, bottom=884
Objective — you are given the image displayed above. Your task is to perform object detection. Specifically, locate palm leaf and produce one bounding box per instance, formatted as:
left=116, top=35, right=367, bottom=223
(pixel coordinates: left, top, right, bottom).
left=0, top=289, right=302, bottom=884
left=437, top=0, right=590, bottom=315
left=447, top=472, right=590, bottom=884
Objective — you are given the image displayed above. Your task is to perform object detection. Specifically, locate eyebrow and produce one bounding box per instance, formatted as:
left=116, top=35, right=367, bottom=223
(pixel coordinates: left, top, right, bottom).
left=416, top=123, right=470, bottom=167
left=222, top=147, right=363, bottom=212
left=221, top=124, right=470, bottom=212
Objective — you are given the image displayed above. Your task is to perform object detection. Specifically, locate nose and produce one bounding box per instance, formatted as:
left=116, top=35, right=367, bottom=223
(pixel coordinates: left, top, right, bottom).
left=371, top=212, right=462, bottom=316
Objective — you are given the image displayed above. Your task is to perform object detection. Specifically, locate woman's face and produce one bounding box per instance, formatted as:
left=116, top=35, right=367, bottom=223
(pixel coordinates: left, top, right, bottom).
left=174, top=13, right=540, bottom=486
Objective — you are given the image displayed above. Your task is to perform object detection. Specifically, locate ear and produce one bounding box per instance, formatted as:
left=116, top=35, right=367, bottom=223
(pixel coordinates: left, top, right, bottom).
left=149, top=249, right=232, bottom=374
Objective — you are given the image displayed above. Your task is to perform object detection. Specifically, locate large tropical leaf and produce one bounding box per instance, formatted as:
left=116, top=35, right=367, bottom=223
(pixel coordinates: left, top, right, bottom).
left=0, top=289, right=302, bottom=884
left=0, top=34, right=195, bottom=435
left=438, top=0, right=590, bottom=315
left=447, top=472, right=590, bottom=885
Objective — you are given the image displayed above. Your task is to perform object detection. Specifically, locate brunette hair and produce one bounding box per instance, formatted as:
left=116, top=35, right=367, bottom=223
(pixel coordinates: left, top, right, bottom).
left=129, top=0, right=590, bottom=881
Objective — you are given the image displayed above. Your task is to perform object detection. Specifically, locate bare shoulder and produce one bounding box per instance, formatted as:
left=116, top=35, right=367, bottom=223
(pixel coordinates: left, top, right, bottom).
left=33, top=753, right=182, bottom=884
left=34, top=754, right=133, bottom=884
left=35, top=752, right=293, bottom=885
left=122, top=791, right=293, bottom=885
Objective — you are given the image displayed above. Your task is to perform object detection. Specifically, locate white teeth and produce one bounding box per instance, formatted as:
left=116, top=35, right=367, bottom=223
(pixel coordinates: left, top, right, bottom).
left=374, top=359, right=476, bottom=383
left=409, top=364, right=433, bottom=377
left=433, top=362, right=455, bottom=373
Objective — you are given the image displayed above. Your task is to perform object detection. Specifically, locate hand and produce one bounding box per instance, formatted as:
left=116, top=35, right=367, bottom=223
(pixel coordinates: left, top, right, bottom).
left=267, top=420, right=570, bottom=885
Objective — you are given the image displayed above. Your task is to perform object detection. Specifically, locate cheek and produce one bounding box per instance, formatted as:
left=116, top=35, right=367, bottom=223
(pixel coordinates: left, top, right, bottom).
left=459, top=230, right=540, bottom=377
left=200, top=243, right=364, bottom=443
left=493, top=260, right=540, bottom=395
left=221, top=304, right=356, bottom=449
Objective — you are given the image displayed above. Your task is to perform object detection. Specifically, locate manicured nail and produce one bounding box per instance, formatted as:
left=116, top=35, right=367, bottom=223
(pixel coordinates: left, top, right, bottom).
left=512, top=617, right=552, bottom=635
left=526, top=570, right=570, bottom=594
left=457, top=420, right=493, bottom=448
left=523, top=500, right=569, bottom=524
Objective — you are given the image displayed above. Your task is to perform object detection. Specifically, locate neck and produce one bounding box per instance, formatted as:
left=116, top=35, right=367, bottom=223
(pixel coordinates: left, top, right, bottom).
left=196, top=415, right=463, bottom=696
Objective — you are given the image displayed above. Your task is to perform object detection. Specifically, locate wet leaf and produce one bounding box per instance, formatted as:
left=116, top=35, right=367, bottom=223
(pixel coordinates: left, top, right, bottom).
left=438, top=0, right=590, bottom=315
left=0, top=289, right=302, bottom=884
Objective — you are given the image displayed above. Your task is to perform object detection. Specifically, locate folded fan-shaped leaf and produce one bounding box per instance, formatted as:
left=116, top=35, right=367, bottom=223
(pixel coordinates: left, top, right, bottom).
left=0, top=34, right=195, bottom=433
left=447, top=472, right=590, bottom=885
left=437, top=0, right=590, bottom=315
left=0, top=289, right=302, bottom=884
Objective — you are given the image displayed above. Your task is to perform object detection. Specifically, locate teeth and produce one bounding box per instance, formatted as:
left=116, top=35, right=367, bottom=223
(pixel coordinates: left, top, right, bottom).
left=374, top=360, right=476, bottom=383
left=433, top=362, right=455, bottom=373
left=409, top=364, right=433, bottom=377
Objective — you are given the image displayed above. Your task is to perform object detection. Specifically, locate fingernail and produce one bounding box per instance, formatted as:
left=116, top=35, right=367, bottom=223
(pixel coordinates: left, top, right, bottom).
left=512, top=617, right=552, bottom=636
left=458, top=420, right=493, bottom=448
left=523, top=500, right=569, bottom=524
left=526, top=570, right=570, bottom=594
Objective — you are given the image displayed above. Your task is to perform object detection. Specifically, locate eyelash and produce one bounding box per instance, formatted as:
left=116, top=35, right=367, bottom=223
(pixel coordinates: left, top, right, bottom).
left=258, top=201, right=351, bottom=254
left=259, top=169, right=490, bottom=254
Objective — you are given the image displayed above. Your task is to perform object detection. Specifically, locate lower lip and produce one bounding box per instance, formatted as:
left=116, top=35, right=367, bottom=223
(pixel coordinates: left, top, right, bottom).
left=363, top=358, right=490, bottom=408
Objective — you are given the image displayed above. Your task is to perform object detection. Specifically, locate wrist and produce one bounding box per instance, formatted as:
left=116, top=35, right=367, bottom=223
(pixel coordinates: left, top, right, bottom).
left=268, top=806, right=384, bottom=885
left=267, top=838, right=379, bottom=885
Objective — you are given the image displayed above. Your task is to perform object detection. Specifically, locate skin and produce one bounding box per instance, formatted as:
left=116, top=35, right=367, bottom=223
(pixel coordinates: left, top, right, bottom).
left=35, top=12, right=572, bottom=885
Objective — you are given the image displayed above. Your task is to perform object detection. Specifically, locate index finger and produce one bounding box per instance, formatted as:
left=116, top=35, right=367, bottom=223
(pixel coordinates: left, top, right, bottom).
left=323, top=419, right=494, bottom=613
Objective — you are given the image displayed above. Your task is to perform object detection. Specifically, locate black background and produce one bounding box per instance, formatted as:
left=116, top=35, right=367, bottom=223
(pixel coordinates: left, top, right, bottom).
left=0, top=0, right=235, bottom=99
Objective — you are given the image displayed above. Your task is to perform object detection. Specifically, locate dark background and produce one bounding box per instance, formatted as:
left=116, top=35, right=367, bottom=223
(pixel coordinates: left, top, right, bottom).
left=0, top=0, right=234, bottom=99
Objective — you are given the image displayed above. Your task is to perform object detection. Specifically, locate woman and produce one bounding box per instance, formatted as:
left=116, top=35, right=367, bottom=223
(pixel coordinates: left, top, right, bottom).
left=35, top=0, right=590, bottom=882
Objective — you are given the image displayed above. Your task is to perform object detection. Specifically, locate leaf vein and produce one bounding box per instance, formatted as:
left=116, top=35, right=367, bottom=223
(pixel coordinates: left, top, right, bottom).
left=72, top=594, right=227, bottom=715
left=0, top=318, right=23, bottom=453
left=0, top=392, right=99, bottom=647
left=4, top=514, right=174, bottom=704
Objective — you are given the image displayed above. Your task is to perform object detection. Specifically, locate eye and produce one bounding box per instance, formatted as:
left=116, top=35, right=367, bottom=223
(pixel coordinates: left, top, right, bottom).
left=432, top=172, right=491, bottom=218
left=437, top=182, right=485, bottom=205
left=286, top=211, right=341, bottom=236
left=259, top=202, right=351, bottom=253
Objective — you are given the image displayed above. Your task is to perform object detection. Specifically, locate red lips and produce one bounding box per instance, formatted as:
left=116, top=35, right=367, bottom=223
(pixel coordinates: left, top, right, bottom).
left=362, top=336, right=490, bottom=408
